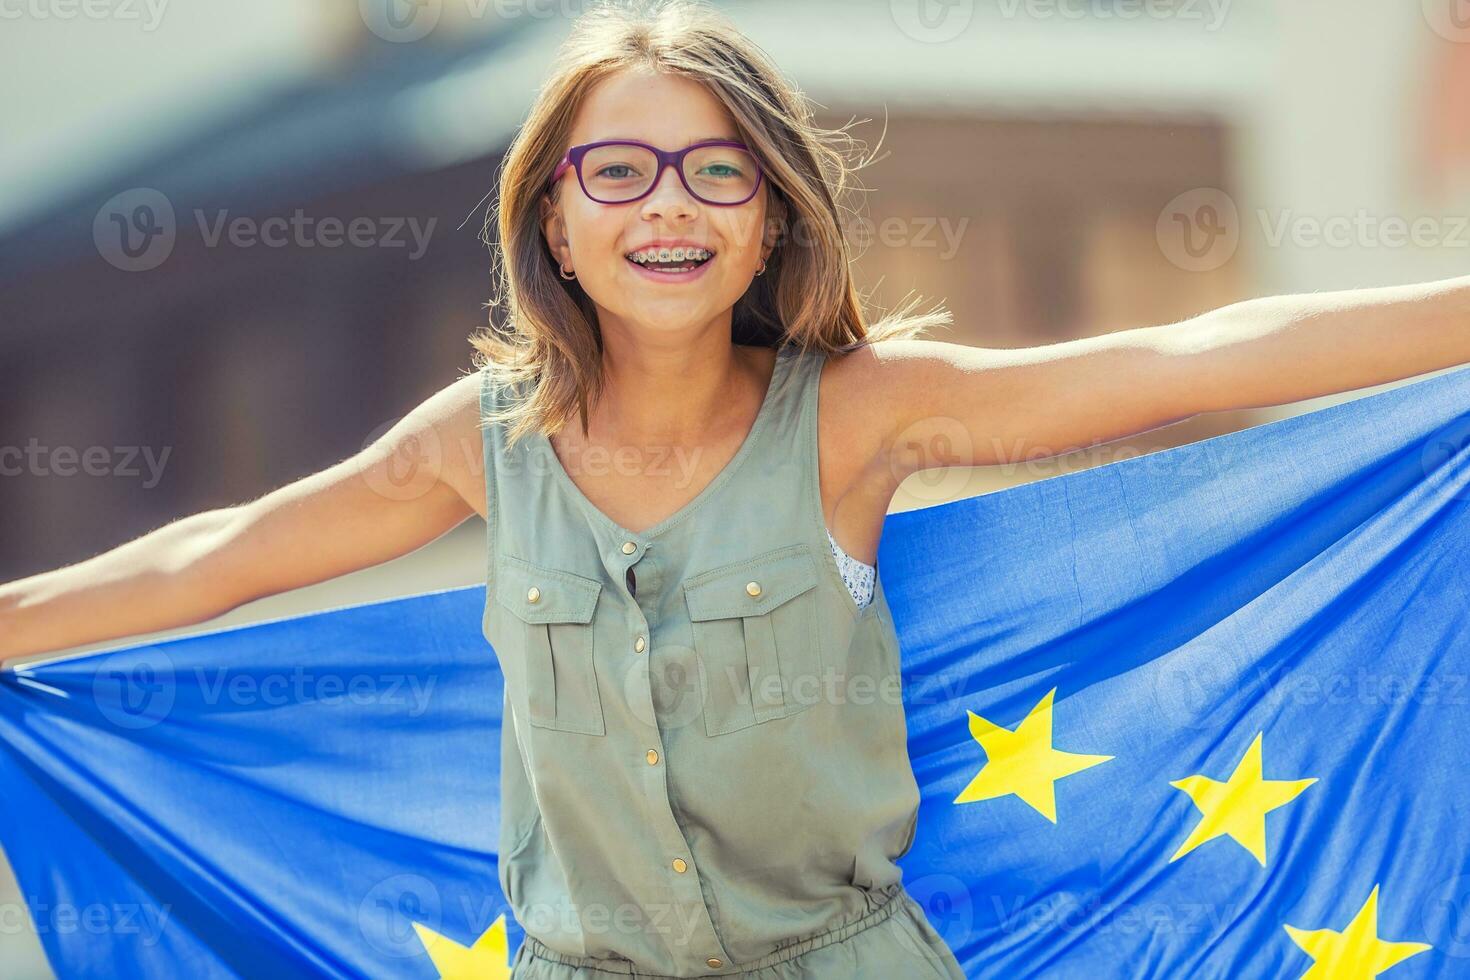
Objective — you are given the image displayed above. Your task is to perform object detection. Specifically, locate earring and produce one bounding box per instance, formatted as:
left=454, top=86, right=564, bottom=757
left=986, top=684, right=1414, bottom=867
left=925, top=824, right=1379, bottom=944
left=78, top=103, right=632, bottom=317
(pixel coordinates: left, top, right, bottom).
left=559, top=264, right=577, bottom=280
left=755, top=257, right=768, bottom=277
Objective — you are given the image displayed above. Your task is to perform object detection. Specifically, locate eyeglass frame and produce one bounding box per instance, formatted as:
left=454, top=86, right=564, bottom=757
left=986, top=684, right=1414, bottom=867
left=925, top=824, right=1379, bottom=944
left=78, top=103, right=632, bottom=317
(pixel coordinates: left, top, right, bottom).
left=547, top=139, right=765, bottom=206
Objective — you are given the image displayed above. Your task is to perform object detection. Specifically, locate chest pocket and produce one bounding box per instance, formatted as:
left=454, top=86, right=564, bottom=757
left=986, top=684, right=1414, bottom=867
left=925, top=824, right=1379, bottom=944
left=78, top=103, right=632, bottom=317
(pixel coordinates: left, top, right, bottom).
left=683, top=544, right=823, bottom=737
left=491, top=554, right=605, bottom=736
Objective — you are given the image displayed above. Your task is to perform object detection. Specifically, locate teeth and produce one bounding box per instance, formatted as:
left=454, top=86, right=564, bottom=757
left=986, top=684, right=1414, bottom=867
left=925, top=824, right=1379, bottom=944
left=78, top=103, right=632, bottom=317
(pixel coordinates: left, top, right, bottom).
left=627, top=247, right=712, bottom=264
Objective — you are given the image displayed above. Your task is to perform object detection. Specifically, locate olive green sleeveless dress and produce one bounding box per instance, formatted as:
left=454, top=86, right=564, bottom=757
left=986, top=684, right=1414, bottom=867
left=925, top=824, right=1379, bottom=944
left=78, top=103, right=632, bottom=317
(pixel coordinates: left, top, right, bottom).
left=479, top=343, right=967, bottom=979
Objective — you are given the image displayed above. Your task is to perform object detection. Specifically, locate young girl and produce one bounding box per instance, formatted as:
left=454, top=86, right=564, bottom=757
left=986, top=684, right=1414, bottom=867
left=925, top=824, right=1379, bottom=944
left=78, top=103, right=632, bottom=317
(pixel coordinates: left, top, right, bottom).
left=5, top=1, right=1470, bottom=976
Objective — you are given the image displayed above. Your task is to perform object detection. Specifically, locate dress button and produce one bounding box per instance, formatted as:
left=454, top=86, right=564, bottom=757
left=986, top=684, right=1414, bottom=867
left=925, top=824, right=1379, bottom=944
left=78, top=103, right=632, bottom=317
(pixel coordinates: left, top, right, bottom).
left=672, top=858, right=687, bottom=873
left=526, top=586, right=541, bottom=603
left=622, top=541, right=637, bottom=554
left=707, top=958, right=723, bottom=968
left=634, top=635, right=646, bottom=653
left=745, top=581, right=761, bottom=597
left=646, top=749, right=659, bottom=765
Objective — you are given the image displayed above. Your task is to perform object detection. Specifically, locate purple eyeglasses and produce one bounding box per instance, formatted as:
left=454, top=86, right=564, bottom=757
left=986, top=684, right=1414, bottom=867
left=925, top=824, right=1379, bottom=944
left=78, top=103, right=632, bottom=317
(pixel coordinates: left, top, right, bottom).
left=547, top=139, right=764, bottom=206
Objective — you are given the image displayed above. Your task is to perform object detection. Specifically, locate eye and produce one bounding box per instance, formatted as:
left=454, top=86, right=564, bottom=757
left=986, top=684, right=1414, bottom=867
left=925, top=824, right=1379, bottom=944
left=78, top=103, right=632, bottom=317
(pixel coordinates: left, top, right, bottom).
left=699, top=164, right=742, bottom=178
left=595, top=164, right=641, bottom=180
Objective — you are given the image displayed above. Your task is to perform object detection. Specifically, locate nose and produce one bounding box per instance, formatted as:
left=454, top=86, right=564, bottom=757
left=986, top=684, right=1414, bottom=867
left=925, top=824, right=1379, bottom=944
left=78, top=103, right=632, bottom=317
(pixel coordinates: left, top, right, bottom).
left=638, top=161, right=698, bottom=221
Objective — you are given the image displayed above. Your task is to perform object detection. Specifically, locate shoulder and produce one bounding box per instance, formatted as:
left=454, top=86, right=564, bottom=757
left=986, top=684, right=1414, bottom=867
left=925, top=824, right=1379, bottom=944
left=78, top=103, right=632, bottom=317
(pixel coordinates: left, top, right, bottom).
left=396, top=368, right=494, bottom=518
left=820, top=338, right=950, bottom=387
left=810, top=340, right=921, bottom=503
left=821, top=337, right=996, bottom=431
left=815, top=338, right=934, bottom=440
left=816, top=338, right=986, bottom=487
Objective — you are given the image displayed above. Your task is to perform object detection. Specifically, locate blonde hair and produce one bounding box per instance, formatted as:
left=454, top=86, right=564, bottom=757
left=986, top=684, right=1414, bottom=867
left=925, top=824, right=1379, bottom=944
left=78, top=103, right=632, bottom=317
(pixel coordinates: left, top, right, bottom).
left=469, top=0, right=952, bottom=450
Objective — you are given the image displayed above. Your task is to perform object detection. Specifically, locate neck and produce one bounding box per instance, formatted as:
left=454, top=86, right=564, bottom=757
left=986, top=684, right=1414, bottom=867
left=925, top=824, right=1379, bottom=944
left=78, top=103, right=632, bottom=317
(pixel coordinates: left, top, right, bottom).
left=589, top=336, right=765, bottom=447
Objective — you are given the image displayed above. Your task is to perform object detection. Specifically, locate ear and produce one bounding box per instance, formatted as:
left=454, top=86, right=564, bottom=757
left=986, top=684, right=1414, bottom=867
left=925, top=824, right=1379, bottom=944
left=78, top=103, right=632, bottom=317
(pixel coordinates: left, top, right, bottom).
left=539, top=192, right=571, bottom=269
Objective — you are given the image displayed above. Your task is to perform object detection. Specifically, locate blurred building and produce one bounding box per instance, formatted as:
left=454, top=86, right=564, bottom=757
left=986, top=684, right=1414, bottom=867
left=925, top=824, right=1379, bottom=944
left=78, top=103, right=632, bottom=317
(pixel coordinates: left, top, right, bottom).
left=1, top=3, right=1468, bottom=969
left=4, top=0, right=1467, bottom=589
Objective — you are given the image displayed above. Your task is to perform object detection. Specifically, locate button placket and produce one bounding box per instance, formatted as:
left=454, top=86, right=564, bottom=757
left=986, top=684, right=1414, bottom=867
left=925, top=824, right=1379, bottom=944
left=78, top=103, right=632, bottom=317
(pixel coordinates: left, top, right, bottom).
left=639, top=748, right=730, bottom=971
left=619, top=539, right=645, bottom=603
left=603, top=537, right=730, bottom=973
left=619, top=541, right=655, bottom=663
left=663, top=849, right=730, bottom=971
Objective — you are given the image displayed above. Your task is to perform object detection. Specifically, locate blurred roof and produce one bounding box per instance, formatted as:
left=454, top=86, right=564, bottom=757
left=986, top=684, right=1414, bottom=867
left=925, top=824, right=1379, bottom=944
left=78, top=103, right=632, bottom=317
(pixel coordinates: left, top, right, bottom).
left=0, top=16, right=556, bottom=276
left=0, top=0, right=1273, bottom=276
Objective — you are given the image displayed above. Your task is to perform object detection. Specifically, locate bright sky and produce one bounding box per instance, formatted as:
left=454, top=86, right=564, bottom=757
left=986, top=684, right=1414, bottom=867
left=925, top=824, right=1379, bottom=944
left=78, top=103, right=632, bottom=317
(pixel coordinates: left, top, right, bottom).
left=0, top=0, right=335, bottom=230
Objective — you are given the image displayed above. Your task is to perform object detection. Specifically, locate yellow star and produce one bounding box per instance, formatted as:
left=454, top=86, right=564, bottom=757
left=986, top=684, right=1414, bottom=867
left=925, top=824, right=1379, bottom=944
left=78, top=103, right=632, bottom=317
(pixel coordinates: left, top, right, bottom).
left=1283, top=885, right=1432, bottom=979
left=412, top=914, right=512, bottom=980
left=1168, top=731, right=1316, bottom=866
left=953, top=687, right=1113, bottom=823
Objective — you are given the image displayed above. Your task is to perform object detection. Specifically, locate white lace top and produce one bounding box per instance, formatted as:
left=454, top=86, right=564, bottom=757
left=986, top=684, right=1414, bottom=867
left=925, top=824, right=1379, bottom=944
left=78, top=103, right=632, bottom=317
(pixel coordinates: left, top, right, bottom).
left=825, top=526, right=876, bottom=611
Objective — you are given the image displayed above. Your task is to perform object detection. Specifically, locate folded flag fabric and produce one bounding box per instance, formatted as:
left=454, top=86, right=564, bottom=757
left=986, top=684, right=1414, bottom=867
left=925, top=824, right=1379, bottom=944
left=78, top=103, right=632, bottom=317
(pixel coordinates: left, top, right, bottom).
left=2, top=364, right=1468, bottom=979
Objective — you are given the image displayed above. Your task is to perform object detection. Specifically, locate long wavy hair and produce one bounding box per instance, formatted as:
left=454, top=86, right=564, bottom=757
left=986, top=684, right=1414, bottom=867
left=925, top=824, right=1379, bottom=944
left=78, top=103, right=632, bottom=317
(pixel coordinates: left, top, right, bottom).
left=469, top=0, right=952, bottom=450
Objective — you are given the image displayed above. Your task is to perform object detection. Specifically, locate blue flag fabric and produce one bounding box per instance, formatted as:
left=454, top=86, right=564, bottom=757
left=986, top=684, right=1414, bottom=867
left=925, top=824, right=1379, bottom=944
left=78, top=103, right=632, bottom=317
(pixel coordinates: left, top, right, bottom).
left=2, top=365, right=1469, bottom=979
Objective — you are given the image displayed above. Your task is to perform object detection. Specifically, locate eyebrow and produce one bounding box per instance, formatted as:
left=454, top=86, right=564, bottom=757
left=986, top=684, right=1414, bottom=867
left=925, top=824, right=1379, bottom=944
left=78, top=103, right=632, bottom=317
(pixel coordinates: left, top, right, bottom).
left=594, top=135, right=740, bottom=146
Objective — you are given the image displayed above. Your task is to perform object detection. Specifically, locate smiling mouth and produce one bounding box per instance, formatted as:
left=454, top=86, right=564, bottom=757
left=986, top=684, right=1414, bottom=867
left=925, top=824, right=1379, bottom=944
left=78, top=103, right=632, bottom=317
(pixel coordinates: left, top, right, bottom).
left=625, top=249, right=716, bottom=274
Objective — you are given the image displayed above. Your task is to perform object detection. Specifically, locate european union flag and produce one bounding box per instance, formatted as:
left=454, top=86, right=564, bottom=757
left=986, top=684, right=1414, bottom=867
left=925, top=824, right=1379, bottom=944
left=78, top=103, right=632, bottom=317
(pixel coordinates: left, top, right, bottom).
left=2, top=365, right=1468, bottom=978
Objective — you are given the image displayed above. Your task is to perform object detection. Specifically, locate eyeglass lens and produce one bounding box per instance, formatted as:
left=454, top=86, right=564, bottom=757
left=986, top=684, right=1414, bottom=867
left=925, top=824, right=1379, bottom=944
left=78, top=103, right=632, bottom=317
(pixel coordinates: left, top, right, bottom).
left=580, top=143, right=759, bottom=204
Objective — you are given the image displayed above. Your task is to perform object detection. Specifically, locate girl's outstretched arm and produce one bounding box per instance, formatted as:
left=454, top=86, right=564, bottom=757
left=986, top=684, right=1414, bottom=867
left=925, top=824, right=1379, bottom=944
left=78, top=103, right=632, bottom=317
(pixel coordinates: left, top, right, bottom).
left=0, top=370, right=489, bottom=668
left=841, top=274, right=1470, bottom=480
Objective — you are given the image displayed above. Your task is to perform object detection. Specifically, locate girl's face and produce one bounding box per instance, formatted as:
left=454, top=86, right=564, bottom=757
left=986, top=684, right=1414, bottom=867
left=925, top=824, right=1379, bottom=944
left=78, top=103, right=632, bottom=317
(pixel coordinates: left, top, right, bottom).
left=541, top=68, right=779, bottom=341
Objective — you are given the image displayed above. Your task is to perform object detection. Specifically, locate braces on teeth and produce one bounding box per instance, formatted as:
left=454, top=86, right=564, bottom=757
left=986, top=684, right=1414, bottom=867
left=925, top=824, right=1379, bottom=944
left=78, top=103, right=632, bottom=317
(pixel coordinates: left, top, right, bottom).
left=627, top=247, right=713, bottom=264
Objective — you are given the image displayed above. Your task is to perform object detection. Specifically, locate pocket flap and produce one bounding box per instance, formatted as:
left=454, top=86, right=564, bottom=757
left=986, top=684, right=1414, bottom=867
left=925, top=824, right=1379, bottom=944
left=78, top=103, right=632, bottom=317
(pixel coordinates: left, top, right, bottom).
left=683, top=546, right=820, bottom=621
left=494, top=554, right=602, bottom=624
